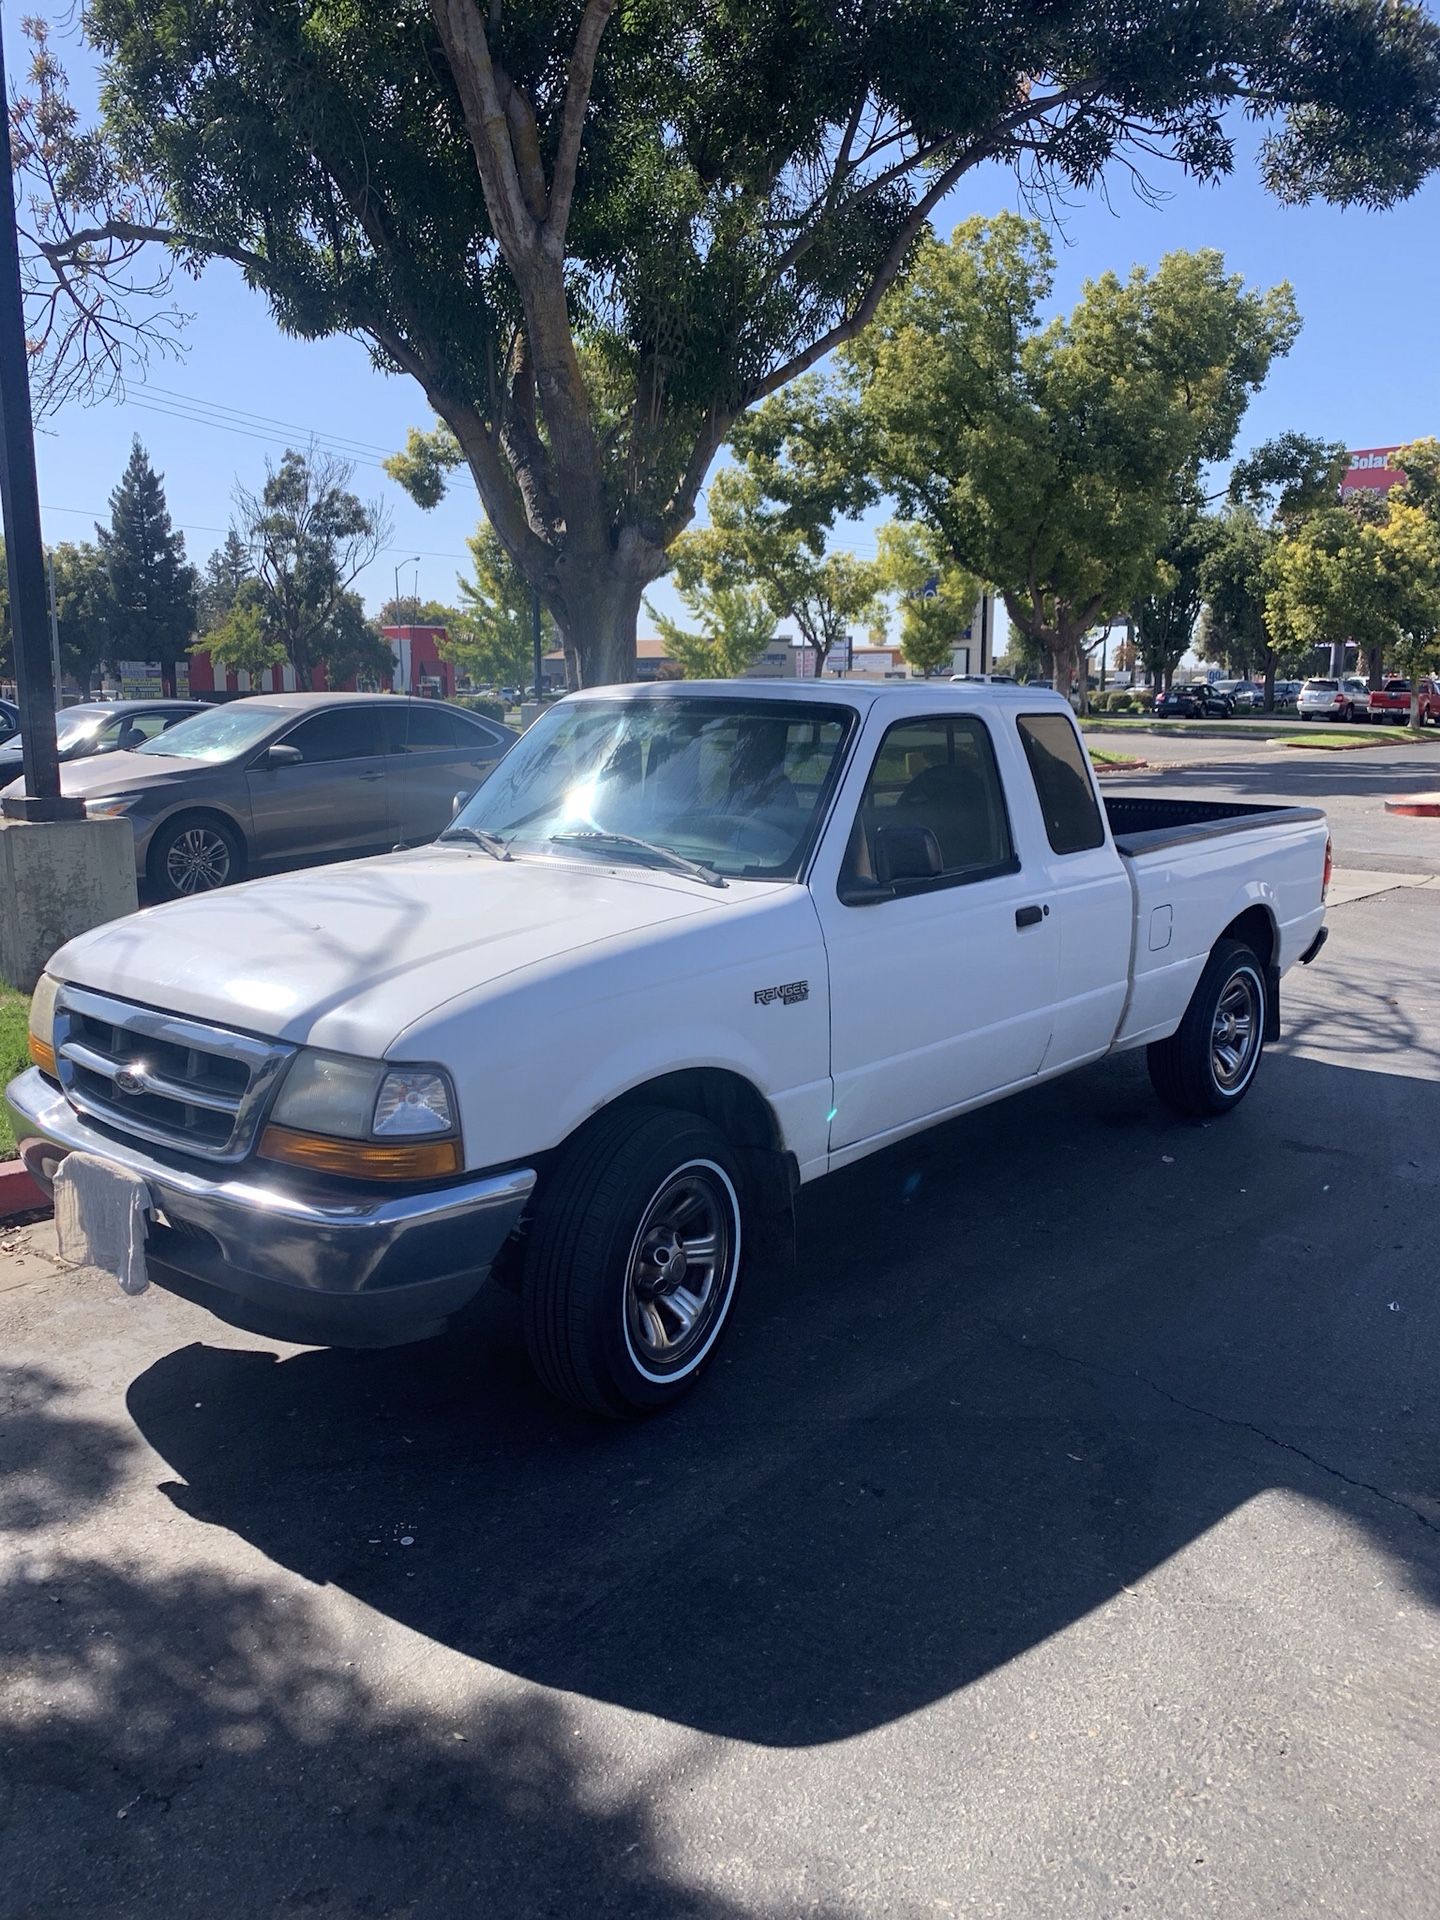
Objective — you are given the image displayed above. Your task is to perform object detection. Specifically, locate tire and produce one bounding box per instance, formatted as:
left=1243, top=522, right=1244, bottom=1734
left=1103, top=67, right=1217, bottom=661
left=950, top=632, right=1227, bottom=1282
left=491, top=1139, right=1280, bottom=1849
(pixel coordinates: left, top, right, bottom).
left=522, top=1106, right=747, bottom=1418
left=1147, top=938, right=1268, bottom=1119
left=147, top=812, right=246, bottom=900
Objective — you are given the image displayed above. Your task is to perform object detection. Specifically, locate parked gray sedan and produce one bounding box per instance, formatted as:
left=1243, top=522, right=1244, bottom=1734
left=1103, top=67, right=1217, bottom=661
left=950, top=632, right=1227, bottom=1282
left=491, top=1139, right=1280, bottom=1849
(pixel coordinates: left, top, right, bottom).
left=0, top=693, right=516, bottom=898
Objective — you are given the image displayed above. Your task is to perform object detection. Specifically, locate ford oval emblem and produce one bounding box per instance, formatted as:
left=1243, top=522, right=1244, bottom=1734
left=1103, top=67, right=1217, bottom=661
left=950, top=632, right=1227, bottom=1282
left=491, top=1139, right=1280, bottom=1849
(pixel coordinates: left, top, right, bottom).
left=113, top=1067, right=145, bottom=1096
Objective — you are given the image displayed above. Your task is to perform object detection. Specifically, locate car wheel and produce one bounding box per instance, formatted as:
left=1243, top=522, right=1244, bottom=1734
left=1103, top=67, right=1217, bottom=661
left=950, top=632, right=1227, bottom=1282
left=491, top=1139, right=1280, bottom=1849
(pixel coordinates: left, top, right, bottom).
left=1147, top=937, right=1268, bottom=1119
left=148, top=813, right=246, bottom=900
left=522, top=1106, right=747, bottom=1418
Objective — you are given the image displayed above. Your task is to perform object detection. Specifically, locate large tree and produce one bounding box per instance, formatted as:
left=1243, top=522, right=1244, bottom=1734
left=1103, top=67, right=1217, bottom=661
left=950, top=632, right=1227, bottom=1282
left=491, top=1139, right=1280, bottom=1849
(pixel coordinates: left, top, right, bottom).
left=646, top=581, right=775, bottom=680
left=96, top=437, right=197, bottom=697
left=18, top=1, right=1440, bottom=685
left=197, top=529, right=256, bottom=634
left=846, top=218, right=1300, bottom=709
left=1202, top=432, right=1350, bottom=703
left=49, top=542, right=116, bottom=696
left=226, top=449, right=391, bottom=689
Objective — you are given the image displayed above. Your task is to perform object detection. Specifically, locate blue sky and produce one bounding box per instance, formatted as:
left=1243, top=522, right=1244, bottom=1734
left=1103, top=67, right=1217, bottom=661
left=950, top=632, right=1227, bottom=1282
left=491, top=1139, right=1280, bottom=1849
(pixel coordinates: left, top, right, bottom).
left=11, top=10, right=1435, bottom=633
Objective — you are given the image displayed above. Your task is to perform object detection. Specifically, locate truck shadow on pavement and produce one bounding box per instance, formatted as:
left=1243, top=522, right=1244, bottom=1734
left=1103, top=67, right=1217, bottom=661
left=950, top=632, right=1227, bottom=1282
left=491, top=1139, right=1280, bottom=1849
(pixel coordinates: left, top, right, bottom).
left=114, top=1043, right=1440, bottom=1752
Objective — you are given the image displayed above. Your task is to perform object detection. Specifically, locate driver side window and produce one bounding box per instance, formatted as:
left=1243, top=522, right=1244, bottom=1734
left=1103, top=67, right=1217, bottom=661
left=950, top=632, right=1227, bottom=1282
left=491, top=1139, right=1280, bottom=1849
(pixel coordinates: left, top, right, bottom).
left=840, top=714, right=1017, bottom=902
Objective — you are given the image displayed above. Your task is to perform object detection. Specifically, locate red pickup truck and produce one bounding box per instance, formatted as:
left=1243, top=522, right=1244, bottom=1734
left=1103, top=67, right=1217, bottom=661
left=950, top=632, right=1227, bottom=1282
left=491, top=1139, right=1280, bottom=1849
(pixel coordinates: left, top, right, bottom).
left=1368, top=677, right=1440, bottom=725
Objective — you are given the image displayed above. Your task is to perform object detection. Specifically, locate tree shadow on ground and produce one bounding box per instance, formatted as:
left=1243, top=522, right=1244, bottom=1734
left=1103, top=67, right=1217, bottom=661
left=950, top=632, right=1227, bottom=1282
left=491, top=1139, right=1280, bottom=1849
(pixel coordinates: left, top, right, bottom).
left=112, top=1046, right=1440, bottom=1755
left=0, top=1557, right=786, bottom=1920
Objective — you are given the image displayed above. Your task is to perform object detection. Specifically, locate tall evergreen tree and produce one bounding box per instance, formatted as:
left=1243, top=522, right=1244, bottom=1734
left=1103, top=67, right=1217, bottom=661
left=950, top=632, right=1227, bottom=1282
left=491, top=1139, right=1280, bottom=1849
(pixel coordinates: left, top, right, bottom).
left=97, top=437, right=197, bottom=696
left=197, top=527, right=255, bottom=633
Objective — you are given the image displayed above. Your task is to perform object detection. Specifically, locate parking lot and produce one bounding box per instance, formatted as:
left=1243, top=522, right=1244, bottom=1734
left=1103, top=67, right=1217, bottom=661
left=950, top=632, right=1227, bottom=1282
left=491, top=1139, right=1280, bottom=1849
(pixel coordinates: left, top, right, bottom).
left=3, top=737, right=1439, bottom=1919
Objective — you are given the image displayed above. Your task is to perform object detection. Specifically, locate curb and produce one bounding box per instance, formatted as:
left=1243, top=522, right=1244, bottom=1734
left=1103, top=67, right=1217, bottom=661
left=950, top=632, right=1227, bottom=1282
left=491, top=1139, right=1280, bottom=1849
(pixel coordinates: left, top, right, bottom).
left=0, top=1158, right=49, bottom=1222
left=1384, top=794, right=1440, bottom=818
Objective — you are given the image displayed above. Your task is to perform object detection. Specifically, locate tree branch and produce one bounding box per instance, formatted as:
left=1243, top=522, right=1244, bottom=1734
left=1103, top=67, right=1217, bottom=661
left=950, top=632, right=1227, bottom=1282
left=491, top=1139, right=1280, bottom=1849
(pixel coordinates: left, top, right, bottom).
left=547, top=0, right=617, bottom=246
left=427, top=0, right=536, bottom=256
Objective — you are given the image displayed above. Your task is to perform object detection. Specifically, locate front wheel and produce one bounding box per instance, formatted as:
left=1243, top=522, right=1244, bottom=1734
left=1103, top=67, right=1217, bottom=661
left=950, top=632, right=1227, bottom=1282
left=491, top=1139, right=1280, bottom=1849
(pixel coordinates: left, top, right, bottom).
left=1147, top=938, right=1268, bottom=1119
left=522, top=1107, right=747, bottom=1417
left=147, top=813, right=246, bottom=900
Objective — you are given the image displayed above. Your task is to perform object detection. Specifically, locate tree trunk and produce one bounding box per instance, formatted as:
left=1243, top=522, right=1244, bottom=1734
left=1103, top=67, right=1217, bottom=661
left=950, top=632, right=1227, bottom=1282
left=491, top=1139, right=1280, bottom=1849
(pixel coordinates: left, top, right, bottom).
left=1329, top=639, right=1346, bottom=677
left=1367, top=643, right=1383, bottom=691
left=1411, top=690, right=1424, bottom=732
left=160, top=659, right=177, bottom=699
left=558, top=572, right=647, bottom=688
left=1262, top=654, right=1277, bottom=714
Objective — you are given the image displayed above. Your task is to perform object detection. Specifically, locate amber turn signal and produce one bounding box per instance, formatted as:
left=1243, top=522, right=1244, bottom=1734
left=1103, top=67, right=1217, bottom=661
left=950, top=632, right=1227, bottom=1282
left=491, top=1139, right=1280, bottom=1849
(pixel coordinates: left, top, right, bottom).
left=257, top=1124, right=460, bottom=1180
left=28, top=1035, right=57, bottom=1077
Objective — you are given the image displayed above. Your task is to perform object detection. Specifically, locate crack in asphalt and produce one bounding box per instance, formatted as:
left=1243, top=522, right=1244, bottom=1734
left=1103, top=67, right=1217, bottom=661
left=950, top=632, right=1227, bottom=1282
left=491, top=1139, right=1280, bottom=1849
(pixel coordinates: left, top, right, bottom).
left=984, top=1318, right=1440, bottom=1540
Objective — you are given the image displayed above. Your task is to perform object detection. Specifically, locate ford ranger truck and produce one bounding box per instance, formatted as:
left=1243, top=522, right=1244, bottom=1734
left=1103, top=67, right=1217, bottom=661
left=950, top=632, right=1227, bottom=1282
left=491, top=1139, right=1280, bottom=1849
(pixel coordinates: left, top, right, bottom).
left=7, top=683, right=1331, bottom=1417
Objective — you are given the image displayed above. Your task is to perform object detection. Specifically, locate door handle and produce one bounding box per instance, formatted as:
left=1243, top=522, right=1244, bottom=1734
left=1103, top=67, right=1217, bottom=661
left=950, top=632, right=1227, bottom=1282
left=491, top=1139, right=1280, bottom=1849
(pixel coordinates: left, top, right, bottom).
left=1015, top=903, right=1048, bottom=928
left=359, top=769, right=383, bottom=782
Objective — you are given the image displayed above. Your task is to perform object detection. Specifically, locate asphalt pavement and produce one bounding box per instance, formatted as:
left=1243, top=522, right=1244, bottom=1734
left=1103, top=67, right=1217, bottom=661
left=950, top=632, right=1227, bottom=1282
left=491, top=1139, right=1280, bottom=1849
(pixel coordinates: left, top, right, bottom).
left=2, top=743, right=1438, bottom=1919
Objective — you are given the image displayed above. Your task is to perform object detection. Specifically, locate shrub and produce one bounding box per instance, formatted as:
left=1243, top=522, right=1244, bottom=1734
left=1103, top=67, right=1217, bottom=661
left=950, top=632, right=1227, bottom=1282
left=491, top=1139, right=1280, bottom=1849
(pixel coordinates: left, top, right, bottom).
left=458, top=694, right=506, bottom=722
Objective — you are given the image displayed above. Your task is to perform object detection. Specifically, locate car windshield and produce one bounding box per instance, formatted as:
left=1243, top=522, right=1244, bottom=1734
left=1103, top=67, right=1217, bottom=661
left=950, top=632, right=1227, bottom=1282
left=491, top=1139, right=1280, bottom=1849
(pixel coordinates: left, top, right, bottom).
left=134, top=703, right=280, bottom=762
left=449, top=695, right=855, bottom=881
left=53, top=709, right=110, bottom=748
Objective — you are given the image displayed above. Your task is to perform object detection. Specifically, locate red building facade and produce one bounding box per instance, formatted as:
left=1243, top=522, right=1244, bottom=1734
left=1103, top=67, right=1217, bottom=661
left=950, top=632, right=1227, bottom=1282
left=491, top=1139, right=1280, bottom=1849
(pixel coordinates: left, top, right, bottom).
left=186, top=625, right=456, bottom=700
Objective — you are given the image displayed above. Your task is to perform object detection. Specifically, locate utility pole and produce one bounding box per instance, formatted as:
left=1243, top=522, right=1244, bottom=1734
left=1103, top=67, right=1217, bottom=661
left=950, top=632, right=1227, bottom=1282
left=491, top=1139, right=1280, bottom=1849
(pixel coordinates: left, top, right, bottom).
left=531, top=588, right=542, bottom=701
left=0, top=23, right=77, bottom=821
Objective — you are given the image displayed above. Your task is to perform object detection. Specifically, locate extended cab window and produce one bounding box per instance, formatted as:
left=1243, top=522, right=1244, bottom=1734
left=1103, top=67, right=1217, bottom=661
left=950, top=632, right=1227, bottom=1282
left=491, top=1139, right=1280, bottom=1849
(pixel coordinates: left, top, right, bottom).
left=1016, top=713, right=1105, bottom=855
left=840, top=715, right=1017, bottom=902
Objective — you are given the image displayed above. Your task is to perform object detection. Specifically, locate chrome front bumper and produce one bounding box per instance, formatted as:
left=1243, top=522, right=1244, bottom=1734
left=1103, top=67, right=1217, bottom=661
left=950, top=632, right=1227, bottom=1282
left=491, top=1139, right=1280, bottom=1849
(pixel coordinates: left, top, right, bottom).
left=5, top=1068, right=536, bottom=1347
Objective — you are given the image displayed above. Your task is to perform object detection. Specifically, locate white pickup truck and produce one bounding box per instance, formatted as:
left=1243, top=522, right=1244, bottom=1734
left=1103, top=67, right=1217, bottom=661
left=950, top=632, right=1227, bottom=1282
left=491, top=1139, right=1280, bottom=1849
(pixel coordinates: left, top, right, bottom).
left=7, top=682, right=1330, bottom=1416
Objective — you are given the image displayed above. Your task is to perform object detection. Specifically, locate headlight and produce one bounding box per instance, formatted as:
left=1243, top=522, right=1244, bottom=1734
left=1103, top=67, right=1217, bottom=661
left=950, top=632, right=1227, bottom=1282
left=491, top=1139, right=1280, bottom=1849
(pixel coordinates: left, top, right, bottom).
left=28, top=972, right=59, bottom=1076
left=269, top=1050, right=383, bottom=1139
left=261, top=1050, right=460, bottom=1179
left=84, top=795, right=139, bottom=817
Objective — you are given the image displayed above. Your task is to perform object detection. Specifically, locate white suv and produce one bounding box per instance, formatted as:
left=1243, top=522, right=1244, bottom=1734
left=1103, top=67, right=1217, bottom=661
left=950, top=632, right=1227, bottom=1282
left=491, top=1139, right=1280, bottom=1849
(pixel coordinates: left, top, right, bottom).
left=1298, top=677, right=1370, bottom=722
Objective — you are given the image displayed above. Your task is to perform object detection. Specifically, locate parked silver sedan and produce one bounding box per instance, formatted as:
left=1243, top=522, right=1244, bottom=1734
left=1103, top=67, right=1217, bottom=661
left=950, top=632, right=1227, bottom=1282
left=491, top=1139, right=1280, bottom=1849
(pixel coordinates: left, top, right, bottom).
left=0, top=693, right=516, bottom=898
left=0, top=698, right=206, bottom=773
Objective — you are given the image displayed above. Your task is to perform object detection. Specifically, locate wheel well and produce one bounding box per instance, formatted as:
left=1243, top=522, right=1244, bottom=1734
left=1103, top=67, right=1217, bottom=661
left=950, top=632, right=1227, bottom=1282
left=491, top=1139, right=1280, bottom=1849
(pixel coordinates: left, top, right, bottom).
left=148, top=808, right=245, bottom=863
left=601, top=1068, right=798, bottom=1233
left=1221, top=904, right=1275, bottom=969
left=609, top=1067, right=782, bottom=1153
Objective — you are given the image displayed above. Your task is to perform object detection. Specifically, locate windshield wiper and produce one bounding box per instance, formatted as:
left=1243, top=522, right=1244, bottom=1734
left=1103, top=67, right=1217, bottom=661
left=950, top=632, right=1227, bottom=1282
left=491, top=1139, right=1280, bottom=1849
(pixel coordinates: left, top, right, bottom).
left=438, top=824, right=513, bottom=862
left=549, top=829, right=726, bottom=888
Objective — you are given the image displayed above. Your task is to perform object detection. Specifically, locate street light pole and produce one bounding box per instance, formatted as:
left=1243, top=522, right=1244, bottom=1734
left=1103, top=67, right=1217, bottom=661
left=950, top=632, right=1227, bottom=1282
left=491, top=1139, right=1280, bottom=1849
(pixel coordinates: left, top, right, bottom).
left=0, top=22, right=78, bottom=821
left=531, top=588, right=542, bottom=701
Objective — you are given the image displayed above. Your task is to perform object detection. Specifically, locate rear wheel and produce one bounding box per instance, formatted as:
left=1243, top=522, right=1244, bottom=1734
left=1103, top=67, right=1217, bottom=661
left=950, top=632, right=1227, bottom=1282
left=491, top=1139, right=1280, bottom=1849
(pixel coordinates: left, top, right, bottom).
left=148, top=813, right=246, bottom=900
left=1147, top=938, right=1268, bottom=1119
left=522, top=1106, right=747, bottom=1417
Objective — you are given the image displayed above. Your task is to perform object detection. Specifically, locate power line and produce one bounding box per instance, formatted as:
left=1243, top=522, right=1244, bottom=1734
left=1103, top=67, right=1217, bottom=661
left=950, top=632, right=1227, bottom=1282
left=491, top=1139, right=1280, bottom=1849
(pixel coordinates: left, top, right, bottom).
left=39, top=499, right=472, bottom=565
left=125, top=394, right=392, bottom=473
left=134, top=380, right=400, bottom=460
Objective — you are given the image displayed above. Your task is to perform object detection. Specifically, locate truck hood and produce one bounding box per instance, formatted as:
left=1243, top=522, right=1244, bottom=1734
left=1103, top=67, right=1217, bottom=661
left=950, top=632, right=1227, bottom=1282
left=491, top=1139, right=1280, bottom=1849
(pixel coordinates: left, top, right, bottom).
left=49, top=845, right=742, bottom=1057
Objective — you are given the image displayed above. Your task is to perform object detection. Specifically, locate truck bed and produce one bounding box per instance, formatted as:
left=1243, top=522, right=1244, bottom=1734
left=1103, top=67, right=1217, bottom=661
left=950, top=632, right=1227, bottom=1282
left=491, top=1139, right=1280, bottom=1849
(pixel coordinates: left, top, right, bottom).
left=1104, top=794, right=1327, bottom=858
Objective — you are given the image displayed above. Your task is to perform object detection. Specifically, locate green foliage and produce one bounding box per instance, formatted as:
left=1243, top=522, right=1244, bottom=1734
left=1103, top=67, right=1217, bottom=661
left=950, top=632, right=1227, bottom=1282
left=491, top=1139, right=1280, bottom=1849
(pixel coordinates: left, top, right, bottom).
left=874, top=521, right=982, bottom=677
left=846, top=217, right=1299, bottom=708
left=457, top=694, right=507, bottom=723
left=674, top=386, right=884, bottom=672
left=1266, top=501, right=1440, bottom=695
left=202, top=581, right=285, bottom=680
left=26, top=0, right=1440, bottom=680
left=376, top=596, right=459, bottom=630
left=645, top=581, right=774, bottom=680
left=445, top=522, right=553, bottom=690
left=232, top=449, right=390, bottom=690
left=197, top=529, right=255, bottom=634
left=324, top=595, right=396, bottom=690
left=96, top=437, right=197, bottom=695
left=49, top=543, right=116, bottom=695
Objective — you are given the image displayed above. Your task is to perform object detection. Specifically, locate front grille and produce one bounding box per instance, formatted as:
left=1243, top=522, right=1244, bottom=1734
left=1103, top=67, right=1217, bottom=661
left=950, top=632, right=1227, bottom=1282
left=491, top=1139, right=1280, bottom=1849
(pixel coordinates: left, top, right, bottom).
left=53, top=985, right=296, bottom=1162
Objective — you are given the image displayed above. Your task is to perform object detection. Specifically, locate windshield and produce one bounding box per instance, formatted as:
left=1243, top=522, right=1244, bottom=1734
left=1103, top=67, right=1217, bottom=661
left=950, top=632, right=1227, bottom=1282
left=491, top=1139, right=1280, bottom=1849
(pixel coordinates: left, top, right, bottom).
left=450, top=695, right=855, bottom=881
left=134, top=702, right=280, bottom=762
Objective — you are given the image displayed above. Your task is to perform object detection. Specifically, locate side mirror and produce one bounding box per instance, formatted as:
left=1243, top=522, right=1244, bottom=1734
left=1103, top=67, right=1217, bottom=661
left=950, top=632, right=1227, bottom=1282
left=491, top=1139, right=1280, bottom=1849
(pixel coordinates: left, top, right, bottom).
left=261, top=743, right=303, bottom=770
left=451, top=790, right=472, bottom=819
left=874, top=824, right=943, bottom=887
